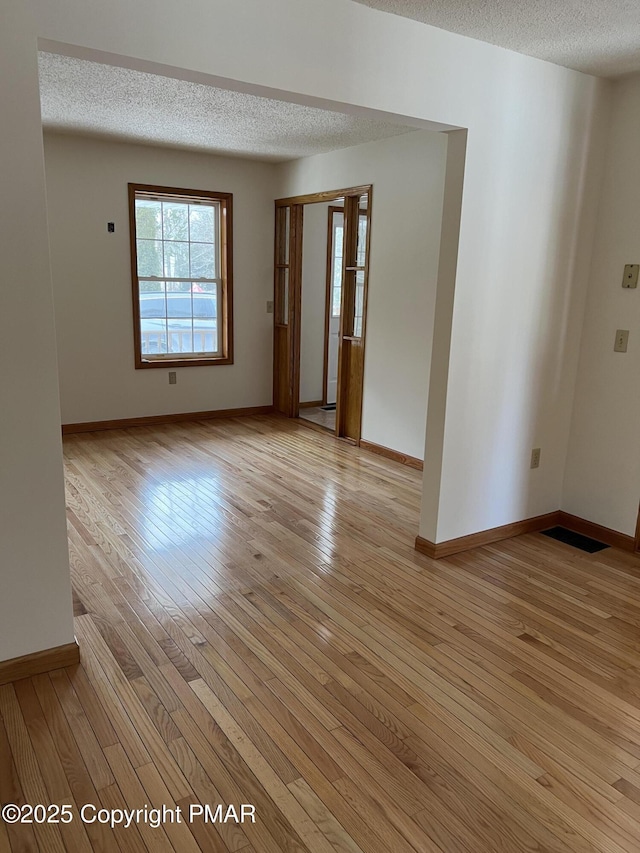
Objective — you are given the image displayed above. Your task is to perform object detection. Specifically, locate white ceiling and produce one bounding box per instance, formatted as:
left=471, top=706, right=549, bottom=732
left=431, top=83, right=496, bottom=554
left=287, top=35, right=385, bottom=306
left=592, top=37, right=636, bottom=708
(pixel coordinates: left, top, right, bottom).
left=352, top=0, right=640, bottom=77
left=38, top=53, right=416, bottom=162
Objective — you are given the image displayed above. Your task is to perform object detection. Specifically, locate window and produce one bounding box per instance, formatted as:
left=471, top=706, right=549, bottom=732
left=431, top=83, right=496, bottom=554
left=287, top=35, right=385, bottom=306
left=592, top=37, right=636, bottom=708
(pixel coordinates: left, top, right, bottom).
left=129, top=183, right=233, bottom=368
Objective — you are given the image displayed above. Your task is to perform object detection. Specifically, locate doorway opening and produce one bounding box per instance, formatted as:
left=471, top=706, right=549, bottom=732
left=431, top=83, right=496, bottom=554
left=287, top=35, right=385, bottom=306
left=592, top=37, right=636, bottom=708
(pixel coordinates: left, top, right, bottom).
left=298, top=201, right=343, bottom=433
left=273, top=185, right=371, bottom=444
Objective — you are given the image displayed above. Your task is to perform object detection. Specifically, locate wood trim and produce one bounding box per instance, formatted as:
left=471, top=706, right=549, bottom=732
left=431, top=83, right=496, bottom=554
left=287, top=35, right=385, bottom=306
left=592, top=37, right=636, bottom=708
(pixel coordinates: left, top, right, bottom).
left=221, top=189, right=234, bottom=367
left=273, top=205, right=285, bottom=413
left=636, top=504, right=640, bottom=554
left=290, top=204, right=304, bottom=418
left=323, top=205, right=344, bottom=408
left=360, top=439, right=423, bottom=471
left=415, top=509, right=639, bottom=559
left=557, top=511, right=636, bottom=553
left=334, top=198, right=352, bottom=439
left=129, top=183, right=142, bottom=366
left=62, top=406, right=273, bottom=435
left=0, top=640, right=80, bottom=686
left=128, top=183, right=234, bottom=370
left=133, top=355, right=233, bottom=369
left=275, top=185, right=372, bottom=208
left=415, top=512, right=561, bottom=559
left=131, top=183, right=231, bottom=202
left=299, top=400, right=324, bottom=409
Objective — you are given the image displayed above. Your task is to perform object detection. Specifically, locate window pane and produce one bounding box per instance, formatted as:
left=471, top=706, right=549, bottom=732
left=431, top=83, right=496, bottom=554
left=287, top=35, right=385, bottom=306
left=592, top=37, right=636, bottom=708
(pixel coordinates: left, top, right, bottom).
left=354, top=270, right=365, bottom=338
left=357, top=214, right=367, bottom=267
left=190, top=242, right=216, bottom=279
left=276, top=267, right=289, bottom=325
left=332, top=281, right=342, bottom=317
left=167, top=318, right=194, bottom=353
left=162, top=201, right=189, bottom=241
left=139, top=282, right=167, bottom=356
left=284, top=206, right=290, bottom=260
left=166, top=287, right=193, bottom=318
left=135, top=200, right=161, bottom=240
left=189, top=204, right=215, bottom=243
left=163, top=241, right=190, bottom=278
left=139, top=281, right=166, bottom=318
left=332, top=220, right=343, bottom=318
left=193, top=320, right=217, bottom=353
left=192, top=284, right=217, bottom=319
left=197, top=284, right=217, bottom=349
left=334, top=223, right=343, bottom=257
left=137, top=239, right=163, bottom=277
left=276, top=207, right=290, bottom=265
left=140, top=319, right=168, bottom=354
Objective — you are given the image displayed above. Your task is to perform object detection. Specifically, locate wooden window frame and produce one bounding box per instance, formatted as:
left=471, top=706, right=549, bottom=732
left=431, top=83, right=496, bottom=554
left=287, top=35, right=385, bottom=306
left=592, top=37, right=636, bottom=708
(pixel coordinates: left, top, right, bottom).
left=129, top=183, right=234, bottom=369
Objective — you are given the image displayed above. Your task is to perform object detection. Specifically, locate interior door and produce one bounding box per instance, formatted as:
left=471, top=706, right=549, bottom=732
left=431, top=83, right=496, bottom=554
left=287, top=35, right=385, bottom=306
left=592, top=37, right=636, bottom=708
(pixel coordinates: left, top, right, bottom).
left=325, top=207, right=343, bottom=406
left=273, top=204, right=302, bottom=416
left=336, top=192, right=370, bottom=442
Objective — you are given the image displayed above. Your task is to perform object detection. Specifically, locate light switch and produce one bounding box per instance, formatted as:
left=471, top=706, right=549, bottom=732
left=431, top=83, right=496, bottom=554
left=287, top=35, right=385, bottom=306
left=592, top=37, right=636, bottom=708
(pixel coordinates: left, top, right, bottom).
left=614, top=330, right=629, bottom=353
left=266, top=300, right=274, bottom=314
left=622, top=265, right=639, bottom=288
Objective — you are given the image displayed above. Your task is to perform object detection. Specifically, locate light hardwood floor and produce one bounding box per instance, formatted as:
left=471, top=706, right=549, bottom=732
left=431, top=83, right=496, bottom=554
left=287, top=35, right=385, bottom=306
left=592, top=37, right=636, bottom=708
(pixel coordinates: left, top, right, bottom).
left=2, top=415, right=640, bottom=852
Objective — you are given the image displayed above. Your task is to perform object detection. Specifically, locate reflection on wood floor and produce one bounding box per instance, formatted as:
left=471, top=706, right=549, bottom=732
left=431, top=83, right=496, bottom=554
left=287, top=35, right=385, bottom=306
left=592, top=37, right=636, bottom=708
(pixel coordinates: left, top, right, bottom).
left=2, top=414, right=640, bottom=852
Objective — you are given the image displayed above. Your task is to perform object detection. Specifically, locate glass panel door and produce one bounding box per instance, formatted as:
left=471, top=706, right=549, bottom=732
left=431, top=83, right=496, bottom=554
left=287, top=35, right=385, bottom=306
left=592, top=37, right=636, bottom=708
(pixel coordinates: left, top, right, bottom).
left=273, top=203, right=302, bottom=416
left=336, top=191, right=370, bottom=442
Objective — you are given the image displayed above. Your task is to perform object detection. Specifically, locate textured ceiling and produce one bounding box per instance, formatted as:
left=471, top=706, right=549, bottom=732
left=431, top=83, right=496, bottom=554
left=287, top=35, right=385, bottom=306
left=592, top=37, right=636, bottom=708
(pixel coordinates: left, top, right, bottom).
left=38, top=53, right=415, bottom=162
left=352, top=0, right=640, bottom=77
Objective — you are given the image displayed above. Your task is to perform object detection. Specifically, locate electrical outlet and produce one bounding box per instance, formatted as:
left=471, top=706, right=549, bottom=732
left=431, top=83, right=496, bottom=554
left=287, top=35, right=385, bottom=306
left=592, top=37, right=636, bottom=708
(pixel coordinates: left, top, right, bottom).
left=622, top=264, right=639, bottom=289
left=107, top=222, right=115, bottom=233
left=168, top=371, right=177, bottom=385
left=530, top=448, right=541, bottom=469
left=614, top=330, right=629, bottom=353
left=266, top=300, right=274, bottom=314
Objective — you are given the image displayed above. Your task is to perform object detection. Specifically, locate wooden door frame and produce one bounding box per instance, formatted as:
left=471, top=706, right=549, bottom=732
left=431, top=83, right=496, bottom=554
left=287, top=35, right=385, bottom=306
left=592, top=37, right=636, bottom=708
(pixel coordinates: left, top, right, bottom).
left=274, top=185, right=372, bottom=439
left=334, top=194, right=372, bottom=443
left=322, top=205, right=344, bottom=408
left=272, top=204, right=303, bottom=417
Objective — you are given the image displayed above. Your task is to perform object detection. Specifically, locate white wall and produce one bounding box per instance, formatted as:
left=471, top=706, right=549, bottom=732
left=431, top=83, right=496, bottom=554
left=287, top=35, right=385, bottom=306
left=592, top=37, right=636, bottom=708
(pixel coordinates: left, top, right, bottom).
left=420, top=130, right=467, bottom=540
left=30, top=0, right=610, bottom=544
left=563, top=74, right=640, bottom=536
left=300, top=202, right=331, bottom=404
left=279, top=131, right=448, bottom=460
left=43, top=133, right=277, bottom=424
left=0, top=4, right=75, bottom=662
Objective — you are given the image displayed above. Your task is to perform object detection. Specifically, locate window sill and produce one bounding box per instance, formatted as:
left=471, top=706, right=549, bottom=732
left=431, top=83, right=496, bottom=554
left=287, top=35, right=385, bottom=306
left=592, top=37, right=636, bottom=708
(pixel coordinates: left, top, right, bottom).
left=136, top=356, right=233, bottom=369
